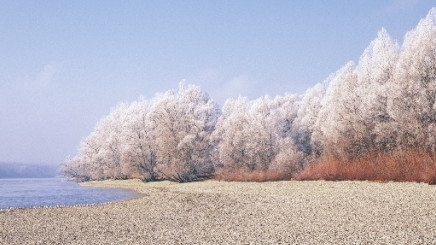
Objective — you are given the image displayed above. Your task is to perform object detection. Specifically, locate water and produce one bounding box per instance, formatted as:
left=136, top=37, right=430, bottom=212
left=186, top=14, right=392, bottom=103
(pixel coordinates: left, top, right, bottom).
left=0, top=177, right=137, bottom=210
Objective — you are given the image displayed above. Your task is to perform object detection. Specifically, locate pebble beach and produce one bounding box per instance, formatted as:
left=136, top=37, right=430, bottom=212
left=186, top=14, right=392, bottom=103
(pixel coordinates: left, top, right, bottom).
left=1, top=179, right=436, bottom=244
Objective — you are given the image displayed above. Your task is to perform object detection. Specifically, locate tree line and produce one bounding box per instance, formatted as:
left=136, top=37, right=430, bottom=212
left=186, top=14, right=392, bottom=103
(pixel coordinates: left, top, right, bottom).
left=63, top=8, right=436, bottom=182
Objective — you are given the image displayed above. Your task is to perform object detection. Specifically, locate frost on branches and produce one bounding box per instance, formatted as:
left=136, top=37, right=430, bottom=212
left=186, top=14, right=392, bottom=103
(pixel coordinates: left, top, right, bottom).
left=64, top=83, right=220, bottom=182
left=148, top=82, right=220, bottom=182
left=212, top=94, right=303, bottom=176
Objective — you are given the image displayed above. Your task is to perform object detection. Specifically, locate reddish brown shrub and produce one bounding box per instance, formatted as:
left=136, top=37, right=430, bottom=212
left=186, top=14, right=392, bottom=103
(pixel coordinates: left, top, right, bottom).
left=295, top=149, right=436, bottom=184
left=214, top=168, right=292, bottom=182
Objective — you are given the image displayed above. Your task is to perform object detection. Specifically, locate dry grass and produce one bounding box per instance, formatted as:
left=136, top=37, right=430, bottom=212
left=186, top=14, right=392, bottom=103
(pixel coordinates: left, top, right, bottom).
left=214, top=168, right=292, bottom=182
left=296, top=149, right=436, bottom=184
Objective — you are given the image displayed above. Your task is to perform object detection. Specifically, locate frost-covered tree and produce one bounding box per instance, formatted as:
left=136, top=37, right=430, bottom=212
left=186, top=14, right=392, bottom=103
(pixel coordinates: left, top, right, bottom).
left=313, top=62, right=361, bottom=157
left=63, top=104, right=128, bottom=181
left=63, top=132, right=102, bottom=181
left=309, top=8, right=435, bottom=158
left=313, top=33, right=398, bottom=158
left=294, top=81, right=328, bottom=157
left=388, top=8, right=436, bottom=150
left=149, top=82, right=220, bottom=182
left=269, top=94, right=304, bottom=172
left=64, top=83, right=219, bottom=182
left=212, top=96, right=250, bottom=170
left=243, top=96, right=280, bottom=171
left=120, top=99, right=157, bottom=181
left=213, top=94, right=303, bottom=174
left=97, top=104, right=128, bottom=179
left=354, top=28, right=399, bottom=151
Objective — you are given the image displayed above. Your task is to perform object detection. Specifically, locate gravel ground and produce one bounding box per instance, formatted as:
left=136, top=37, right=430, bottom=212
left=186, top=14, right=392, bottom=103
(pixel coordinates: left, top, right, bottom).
left=1, top=179, right=436, bottom=244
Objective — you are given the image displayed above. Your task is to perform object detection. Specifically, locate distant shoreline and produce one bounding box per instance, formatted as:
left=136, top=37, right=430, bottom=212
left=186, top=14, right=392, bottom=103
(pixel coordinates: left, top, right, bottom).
left=0, top=178, right=136, bottom=211
left=1, top=180, right=436, bottom=244
left=0, top=162, right=59, bottom=178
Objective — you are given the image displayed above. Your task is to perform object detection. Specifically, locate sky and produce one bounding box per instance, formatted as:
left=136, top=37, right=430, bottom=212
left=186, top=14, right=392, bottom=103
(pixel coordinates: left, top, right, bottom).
left=0, top=1, right=434, bottom=164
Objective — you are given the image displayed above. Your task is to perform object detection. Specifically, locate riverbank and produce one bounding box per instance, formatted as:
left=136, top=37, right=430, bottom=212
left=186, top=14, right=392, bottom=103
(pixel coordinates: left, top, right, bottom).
left=1, top=179, right=436, bottom=244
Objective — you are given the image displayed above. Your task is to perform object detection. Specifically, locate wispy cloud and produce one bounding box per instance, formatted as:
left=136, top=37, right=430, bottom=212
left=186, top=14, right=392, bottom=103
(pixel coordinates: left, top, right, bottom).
left=35, top=62, right=58, bottom=88
left=222, top=74, right=258, bottom=99
left=3, top=61, right=60, bottom=103
left=10, top=61, right=60, bottom=91
left=187, top=70, right=260, bottom=105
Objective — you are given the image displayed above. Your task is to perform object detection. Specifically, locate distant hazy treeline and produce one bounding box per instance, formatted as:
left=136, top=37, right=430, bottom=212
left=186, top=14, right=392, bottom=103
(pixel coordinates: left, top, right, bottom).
left=0, top=162, right=58, bottom=178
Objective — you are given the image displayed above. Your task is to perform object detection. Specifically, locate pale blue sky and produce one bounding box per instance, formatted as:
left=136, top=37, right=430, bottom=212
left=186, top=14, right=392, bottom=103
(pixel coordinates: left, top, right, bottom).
left=0, top=1, right=434, bottom=164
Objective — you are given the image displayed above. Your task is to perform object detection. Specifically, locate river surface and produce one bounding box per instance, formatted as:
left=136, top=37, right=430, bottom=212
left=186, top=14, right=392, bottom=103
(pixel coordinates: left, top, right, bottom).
left=0, top=177, right=136, bottom=210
